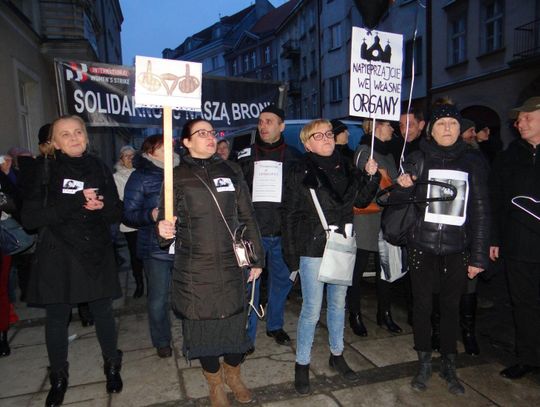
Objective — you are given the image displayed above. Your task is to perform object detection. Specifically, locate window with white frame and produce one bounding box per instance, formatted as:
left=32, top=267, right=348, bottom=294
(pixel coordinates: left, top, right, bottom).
left=329, top=23, right=342, bottom=50
left=329, top=75, right=342, bottom=102
left=481, top=0, right=504, bottom=53
left=449, top=14, right=467, bottom=65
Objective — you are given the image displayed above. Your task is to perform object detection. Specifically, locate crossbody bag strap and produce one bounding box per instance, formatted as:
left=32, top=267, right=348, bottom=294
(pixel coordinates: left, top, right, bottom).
left=309, top=188, right=329, bottom=232
left=192, top=171, right=235, bottom=241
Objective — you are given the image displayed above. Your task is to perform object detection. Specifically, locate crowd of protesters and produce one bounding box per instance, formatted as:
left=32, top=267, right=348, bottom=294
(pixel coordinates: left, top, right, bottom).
left=0, top=95, right=539, bottom=406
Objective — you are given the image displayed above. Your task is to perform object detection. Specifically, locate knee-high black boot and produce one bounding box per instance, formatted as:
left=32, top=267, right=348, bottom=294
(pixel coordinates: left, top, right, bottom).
left=460, top=293, right=480, bottom=355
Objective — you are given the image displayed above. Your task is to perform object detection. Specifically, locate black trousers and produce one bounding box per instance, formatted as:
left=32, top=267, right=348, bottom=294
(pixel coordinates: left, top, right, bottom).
left=506, top=259, right=540, bottom=366
left=200, top=353, right=244, bottom=373
left=124, top=231, right=144, bottom=281
left=347, top=249, right=392, bottom=314
left=409, top=248, right=468, bottom=354
left=45, top=298, right=118, bottom=371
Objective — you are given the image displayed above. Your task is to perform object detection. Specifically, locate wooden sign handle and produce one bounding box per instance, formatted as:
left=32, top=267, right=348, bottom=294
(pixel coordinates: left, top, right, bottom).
left=163, top=106, right=174, bottom=221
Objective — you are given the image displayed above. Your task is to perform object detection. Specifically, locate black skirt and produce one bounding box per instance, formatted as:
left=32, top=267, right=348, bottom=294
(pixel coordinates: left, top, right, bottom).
left=181, top=310, right=252, bottom=360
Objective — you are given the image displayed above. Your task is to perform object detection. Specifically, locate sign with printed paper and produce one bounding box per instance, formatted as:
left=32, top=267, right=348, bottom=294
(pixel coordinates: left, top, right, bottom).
left=135, top=56, right=202, bottom=111
left=424, top=170, right=469, bottom=226
left=349, top=27, right=403, bottom=121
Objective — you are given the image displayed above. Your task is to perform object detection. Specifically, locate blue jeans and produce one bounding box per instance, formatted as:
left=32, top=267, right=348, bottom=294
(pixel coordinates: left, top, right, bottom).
left=246, top=275, right=260, bottom=344
left=296, top=256, right=348, bottom=365
left=144, top=258, right=173, bottom=348
left=246, top=236, right=292, bottom=342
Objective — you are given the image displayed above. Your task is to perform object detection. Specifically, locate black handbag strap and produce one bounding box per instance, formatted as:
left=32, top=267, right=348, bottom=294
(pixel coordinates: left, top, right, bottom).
left=191, top=171, right=237, bottom=242
left=375, top=180, right=457, bottom=207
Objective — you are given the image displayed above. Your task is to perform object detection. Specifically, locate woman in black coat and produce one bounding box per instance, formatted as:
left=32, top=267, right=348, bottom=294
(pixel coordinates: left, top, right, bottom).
left=21, top=115, right=123, bottom=407
left=397, top=104, right=490, bottom=395
left=281, top=119, right=380, bottom=395
left=158, top=118, right=264, bottom=406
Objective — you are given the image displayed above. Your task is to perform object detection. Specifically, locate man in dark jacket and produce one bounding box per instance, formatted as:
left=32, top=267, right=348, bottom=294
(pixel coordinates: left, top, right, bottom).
left=391, top=106, right=426, bottom=169
left=491, top=96, right=540, bottom=379
left=237, top=105, right=301, bottom=347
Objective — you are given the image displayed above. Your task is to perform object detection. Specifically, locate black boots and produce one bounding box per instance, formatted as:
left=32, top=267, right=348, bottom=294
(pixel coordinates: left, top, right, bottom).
left=133, top=275, right=144, bottom=298
left=349, top=312, right=368, bottom=337
left=377, top=310, right=402, bottom=333
left=0, top=330, right=10, bottom=357
left=411, top=351, right=432, bottom=391
left=103, top=350, right=123, bottom=393
left=460, top=293, right=480, bottom=355
left=440, top=354, right=465, bottom=395
left=46, top=363, right=69, bottom=407
left=329, top=354, right=359, bottom=381
left=294, top=363, right=310, bottom=395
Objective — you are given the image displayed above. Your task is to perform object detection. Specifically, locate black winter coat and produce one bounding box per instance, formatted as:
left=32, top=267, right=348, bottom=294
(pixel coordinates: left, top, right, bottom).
left=404, top=138, right=490, bottom=269
left=123, top=155, right=173, bottom=262
left=21, top=152, right=122, bottom=305
left=282, top=152, right=380, bottom=271
left=159, top=155, right=264, bottom=321
left=236, top=135, right=301, bottom=236
left=490, top=139, right=540, bottom=262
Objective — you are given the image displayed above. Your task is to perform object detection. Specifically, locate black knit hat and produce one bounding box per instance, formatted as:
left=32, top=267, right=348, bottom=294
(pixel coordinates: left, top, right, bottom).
left=260, top=105, right=285, bottom=121
left=330, top=119, right=348, bottom=134
left=428, top=104, right=462, bottom=136
left=38, top=124, right=51, bottom=145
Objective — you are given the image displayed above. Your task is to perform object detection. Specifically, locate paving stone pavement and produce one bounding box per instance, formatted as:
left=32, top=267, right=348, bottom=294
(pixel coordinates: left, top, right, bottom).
left=1, top=252, right=539, bottom=406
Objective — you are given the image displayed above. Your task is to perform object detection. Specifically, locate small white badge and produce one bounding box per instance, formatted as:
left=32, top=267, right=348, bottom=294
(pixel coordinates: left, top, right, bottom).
left=213, top=177, right=235, bottom=192
left=62, top=179, right=84, bottom=194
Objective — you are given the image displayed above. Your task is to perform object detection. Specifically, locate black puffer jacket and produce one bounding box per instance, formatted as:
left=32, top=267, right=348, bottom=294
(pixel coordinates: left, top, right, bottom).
left=236, top=134, right=301, bottom=236
left=282, top=151, right=380, bottom=271
left=404, top=138, right=490, bottom=269
left=160, top=155, right=264, bottom=321
left=490, top=139, right=540, bottom=262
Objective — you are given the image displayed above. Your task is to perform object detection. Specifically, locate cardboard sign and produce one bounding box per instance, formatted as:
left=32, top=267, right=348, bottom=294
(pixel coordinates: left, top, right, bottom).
left=349, top=28, right=403, bottom=121
left=134, top=56, right=202, bottom=111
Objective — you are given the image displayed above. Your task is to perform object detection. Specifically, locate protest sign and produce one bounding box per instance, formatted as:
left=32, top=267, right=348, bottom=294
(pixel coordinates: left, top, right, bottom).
left=135, top=56, right=203, bottom=221
left=349, top=27, right=403, bottom=121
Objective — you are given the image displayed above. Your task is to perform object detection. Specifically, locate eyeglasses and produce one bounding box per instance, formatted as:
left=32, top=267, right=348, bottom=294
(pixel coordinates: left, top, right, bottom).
left=191, top=129, right=217, bottom=138
left=309, top=131, right=335, bottom=141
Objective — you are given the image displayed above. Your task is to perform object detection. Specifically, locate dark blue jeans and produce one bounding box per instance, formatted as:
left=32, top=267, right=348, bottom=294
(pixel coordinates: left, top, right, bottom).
left=246, top=236, right=292, bottom=343
left=143, top=258, right=173, bottom=349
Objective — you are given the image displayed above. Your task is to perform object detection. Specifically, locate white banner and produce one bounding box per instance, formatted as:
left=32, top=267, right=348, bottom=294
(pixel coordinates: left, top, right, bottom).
left=134, top=56, right=202, bottom=111
left=349, top=28, right=403, bottom=121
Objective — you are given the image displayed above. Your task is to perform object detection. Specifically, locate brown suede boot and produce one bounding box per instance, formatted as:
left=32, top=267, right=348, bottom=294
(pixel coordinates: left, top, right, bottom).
left=223, top=362, right=252, bottom=403
left=202, top=367, right=230, bottom=407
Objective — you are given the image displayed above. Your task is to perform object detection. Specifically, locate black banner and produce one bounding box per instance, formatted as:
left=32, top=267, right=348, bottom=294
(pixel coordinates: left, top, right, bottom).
left=55, top=59, right=284, bottom=129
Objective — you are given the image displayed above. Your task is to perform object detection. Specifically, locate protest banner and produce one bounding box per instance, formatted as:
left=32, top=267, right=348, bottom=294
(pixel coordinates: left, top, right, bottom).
left=54, top=59, right=283, bottom=129
left=134, top=56, right=202, bottom=221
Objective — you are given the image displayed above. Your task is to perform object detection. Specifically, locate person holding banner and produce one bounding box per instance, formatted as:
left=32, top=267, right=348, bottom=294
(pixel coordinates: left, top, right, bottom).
left=123, top=135, right=178, bottom=358
left=21, top=115, right=124, bottom=406
left=157, top=118, right=264, bottom=407
left=396, top=103, right=489, bottom=395
left=281, top=119, right=380, bottom=395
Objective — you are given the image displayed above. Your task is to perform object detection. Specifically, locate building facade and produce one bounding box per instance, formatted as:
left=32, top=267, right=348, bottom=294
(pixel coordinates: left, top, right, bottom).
left=430, top=0, right=540, bottom=146
left=0, top=0, right=123, bottom=159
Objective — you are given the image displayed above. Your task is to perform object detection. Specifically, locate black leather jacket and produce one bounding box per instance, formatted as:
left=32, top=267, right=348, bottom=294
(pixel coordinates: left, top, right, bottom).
left=404, top=138, right=490, bottom=269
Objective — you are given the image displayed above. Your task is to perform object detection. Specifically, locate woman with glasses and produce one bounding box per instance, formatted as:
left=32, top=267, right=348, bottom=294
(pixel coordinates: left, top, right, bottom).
left=123, top=135, right=178, bottom=358
left=157, top=119, right=264, bottom=406
left=281, top=119, right=380, bottom=395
